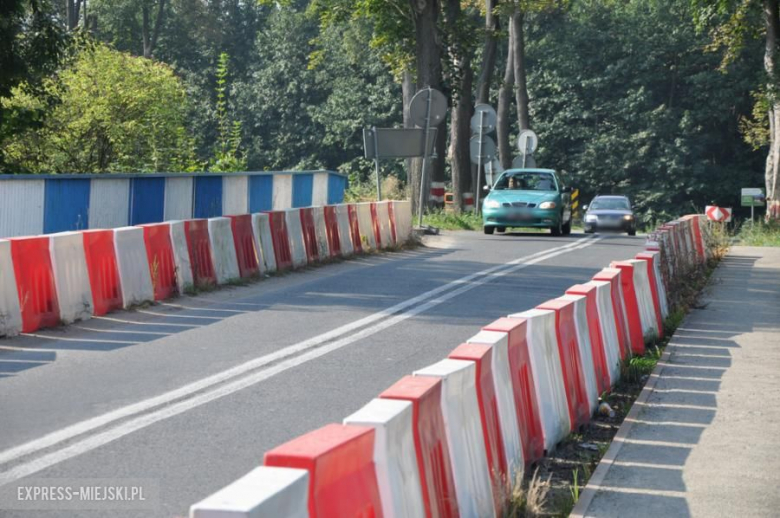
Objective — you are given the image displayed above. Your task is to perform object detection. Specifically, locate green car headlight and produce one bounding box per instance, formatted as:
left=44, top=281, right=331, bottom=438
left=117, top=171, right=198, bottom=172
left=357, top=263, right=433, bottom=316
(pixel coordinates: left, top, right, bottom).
left=539, top=201, right=557, bottom=209
left=484, top=200, right=501, bottom=209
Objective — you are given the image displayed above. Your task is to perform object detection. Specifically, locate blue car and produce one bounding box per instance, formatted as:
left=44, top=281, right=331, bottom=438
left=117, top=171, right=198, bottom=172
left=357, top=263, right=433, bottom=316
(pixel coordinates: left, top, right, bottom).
left=482, top=168, right=573, bottom=236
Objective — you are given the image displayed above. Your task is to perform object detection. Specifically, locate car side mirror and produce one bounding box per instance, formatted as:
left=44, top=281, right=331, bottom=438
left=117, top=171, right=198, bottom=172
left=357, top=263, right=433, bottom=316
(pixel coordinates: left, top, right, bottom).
left=582, top=204, right=588, bottom=211
left=562, top=186, right=572, bottom=193
left=482, top=185, right=491, bottom=191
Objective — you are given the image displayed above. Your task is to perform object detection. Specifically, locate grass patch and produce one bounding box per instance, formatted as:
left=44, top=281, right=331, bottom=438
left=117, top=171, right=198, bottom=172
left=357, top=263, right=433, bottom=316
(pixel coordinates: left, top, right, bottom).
left=422, top=209, right=483, bottom=231
left=737, top=219, right=780, bottom=246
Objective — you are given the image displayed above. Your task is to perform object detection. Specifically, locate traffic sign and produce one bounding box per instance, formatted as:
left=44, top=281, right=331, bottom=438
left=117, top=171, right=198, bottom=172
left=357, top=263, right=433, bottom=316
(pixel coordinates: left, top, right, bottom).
left=516, top=129, right=538, bottom=154
left=706, top=205, right=732, bottom=223
left=469, top=135, right=496, bottom=164
left=409, top=88, right=447, bottom=128
left=470, top=104, right=497, bottom=134
left=511, top=154, right=536, bottom=169
left=741, top=188, right=766, bottom=207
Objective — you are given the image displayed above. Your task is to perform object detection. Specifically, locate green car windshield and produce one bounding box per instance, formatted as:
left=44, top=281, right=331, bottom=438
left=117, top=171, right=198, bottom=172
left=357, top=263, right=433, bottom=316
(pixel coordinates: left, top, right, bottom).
left=494, top=172, right=556, bottom=192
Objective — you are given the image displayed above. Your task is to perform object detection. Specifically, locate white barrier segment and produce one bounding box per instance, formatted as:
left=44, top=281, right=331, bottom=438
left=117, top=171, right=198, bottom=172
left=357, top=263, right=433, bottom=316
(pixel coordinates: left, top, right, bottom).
left=90, top=178, right=130, bottom=229
left=601, top=267, right=633, bottom=353
left=356, top=203, right=377, bottom=251
left=164, top=177, right=193, bottom=221
left=272, top=174, right=293, bottom=211
left=623, top=259, right=659, bottom=338
left=312, top=206, right=331, bottom=259
left=344, top=398, right=426, bottom=518
left=189, top=466, right=309, bottom=518
left=223, top=175, right=248, bottom=216
left=590, top=280, right=622, bottom=385
left=0, top=240, right=23, bottom=337
left=335, top=204, right=354, bottom=256
left=312, top=172, right=329, bottom=206
left=414, top=359, right=496, bottom=518
left=49, top=232, right=95, bottom=324
left=644, top=250, right=669, bottom=319
left=169, top=221, right=194, bottom=292
left=113, top=227, right=154, bottom=308
left=558, top=295, right=599, bottom=415
left=0, top=179, right=44, bottom=238
left=251, top=213, right=275, bottom=274
left=375, top=201, right=393, bottom=248
left=207, top=217, right=240, bottom=284
left=283, top=209, right=308, bottom=268
left=392, top=200, right=413, bottom=244
left=467, top=330, right=524, bottom=480
left=509, top=309, right=570, bottom=451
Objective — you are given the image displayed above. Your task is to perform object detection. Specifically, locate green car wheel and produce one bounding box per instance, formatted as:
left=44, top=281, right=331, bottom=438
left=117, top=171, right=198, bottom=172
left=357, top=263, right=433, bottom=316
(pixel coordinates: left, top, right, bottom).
left=484, top=226, right=495, bottom=235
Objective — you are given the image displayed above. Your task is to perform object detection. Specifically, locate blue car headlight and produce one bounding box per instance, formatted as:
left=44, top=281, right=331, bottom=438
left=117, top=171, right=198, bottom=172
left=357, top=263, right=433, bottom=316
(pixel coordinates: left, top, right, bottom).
left=585, top=214, right=598, bottom=222
left=484, top=200, right=501, bottom=209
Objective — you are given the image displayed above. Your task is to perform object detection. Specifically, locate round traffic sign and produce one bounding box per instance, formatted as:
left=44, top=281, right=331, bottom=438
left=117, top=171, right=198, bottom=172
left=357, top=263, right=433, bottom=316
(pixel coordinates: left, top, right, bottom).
left=409, top=88, right=447, bottom=128
left=517, top=129, right=538, bottom=154
left=469, top=135, right=496, bottom=165
left=470, top=104, right=497, bottom=134
left=512, top=154, right=536, bottom=169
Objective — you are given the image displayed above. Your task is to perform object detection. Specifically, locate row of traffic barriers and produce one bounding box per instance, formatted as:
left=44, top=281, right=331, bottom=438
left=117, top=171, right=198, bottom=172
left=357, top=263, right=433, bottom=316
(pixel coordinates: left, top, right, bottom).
left=189, top=213, right=714, bottom=518
left=0, top=201, right=413, bottom=337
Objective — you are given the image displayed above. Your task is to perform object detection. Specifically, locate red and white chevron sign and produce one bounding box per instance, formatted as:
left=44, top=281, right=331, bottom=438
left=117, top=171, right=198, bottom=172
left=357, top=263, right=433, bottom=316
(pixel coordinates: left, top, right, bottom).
left=706, top=205, right=732, bottom=222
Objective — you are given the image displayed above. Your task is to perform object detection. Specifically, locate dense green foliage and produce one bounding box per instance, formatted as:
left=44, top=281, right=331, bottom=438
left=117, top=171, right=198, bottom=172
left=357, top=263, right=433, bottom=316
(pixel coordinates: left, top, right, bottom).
left=0, top=0, right=768, bottom=221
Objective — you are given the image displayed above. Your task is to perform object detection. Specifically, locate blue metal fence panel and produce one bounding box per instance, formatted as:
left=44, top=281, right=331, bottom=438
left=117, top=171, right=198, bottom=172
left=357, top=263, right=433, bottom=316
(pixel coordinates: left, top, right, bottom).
left=43, top=178, right=91, bottom=233
left=292, top=173, right=313, bottom=208
left=327, top=174, right=347, bottom=204
left=248, top=175, right=274, bottom=212
left=193, top=176, right=223, bottom=218
left=129, top=177, right=165, bottom=225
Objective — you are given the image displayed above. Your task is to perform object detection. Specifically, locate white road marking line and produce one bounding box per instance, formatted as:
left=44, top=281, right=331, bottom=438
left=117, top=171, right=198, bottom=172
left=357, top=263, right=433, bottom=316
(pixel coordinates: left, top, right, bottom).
left=0, top=237, right=600, bottom=485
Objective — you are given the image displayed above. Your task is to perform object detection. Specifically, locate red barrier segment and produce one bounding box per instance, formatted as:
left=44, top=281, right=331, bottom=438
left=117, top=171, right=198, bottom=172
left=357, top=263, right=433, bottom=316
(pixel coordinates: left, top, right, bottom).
left=370, top=202, right=383, bottom=249
left=348, top=205, right=363, bottom=254
left=380, top=376, right=458, bottom=518
left=536, top=298, right=590, bottom=430
left=299, top=208, right=319, bottom=264
left=592, top=269, right=632, bottom=360
left=608, top=262, right=646, bottom=355
left=323, top=206, right=342, bottom=257
left=228, top=214, right=260, bottom=278
left=448, top=343, right=506, bottom=510
left=565, top=284, right=610, bottom=395
left=635, top=253, right=665, bottom=338
left=387, top=201, right=398, bottom=245
left=140, top=223, right=177, bottom=301
left=267, top=211, right=293, bottom=271
left=10, top=236, right=60, bottom=333
left=264, top=423, right=383, bottom=518
left=183, top=219, right=217, bottom=288
left=82, top=230, right=123, bottom=316
left=482, top=317, right=544, bottom=465
left=684, top=215, right=706, bottom=263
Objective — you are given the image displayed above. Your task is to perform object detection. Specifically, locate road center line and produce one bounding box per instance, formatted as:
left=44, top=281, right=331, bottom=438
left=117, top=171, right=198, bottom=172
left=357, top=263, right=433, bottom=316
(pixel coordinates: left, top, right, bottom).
left=0, top=236, right=601, bottom=485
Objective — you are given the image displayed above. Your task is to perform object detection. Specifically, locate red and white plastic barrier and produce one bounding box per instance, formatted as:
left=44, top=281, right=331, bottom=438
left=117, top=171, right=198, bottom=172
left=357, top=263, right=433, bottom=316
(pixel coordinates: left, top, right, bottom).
left=344, top=398, right=426, bottom=518
left=140, top=223, right=178, bottom=300
left=509, top=309, right=571, bottom=452
left=374, top=201, right=394, bottom=248
left=82, top=230, right=124, bottom=317
left=114, top=227, right=155, bottom=308
left=267, top=211, right=293, bottom=271
left=334, top=204, right=354, bottom=257
left=264, top=424, right=383, bottom=518
left=563, top=286, right=611, bottom=396
left=312, top=206, right=332, bottom=259
left=283, top=209, right=308, bottom=269
left=184, top=219, right=217, bottom=288
left=392, top=201, right=413, bottom=244
left=169, top=221, right=195, bottom=293
left=430, top=181, right=445, bottom=204
left=380, top=375, right=458, bottom=518
left=414, top=359, right=495, bottom=518
left=252, top=213, right=276, bottom=274
left=612, top=260, right=659, bottom=342
left=228, top=214, right=261, bottom=279
left=50, top=231, right=94, bottom=324
left=208, top=217, right=240, bottom=283
left=0, top=239, right=23, bottom=337
left=356, top=203, right=377, bottom=251
left=189, top=466, right=309, bottom=518
left=576, top=281, right=622, bottom=386
left=592, top=268, right=632, bottom=360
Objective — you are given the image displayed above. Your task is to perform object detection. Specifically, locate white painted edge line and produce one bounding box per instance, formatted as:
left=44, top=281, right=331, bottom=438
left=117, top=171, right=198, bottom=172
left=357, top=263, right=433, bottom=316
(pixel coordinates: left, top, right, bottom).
left=0, top=236, right=603, bottom=486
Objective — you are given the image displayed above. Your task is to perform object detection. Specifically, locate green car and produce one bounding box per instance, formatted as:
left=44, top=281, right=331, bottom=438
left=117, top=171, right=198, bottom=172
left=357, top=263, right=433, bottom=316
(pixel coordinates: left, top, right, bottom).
left=482, top=168, right=573, bottom=236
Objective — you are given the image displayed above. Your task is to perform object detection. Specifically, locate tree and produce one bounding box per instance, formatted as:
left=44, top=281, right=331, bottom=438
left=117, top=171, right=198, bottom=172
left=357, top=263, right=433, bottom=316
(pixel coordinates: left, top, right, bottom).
left=209, top=52, right=246, bottom=172
left=1, top=43, right=197, bottom=173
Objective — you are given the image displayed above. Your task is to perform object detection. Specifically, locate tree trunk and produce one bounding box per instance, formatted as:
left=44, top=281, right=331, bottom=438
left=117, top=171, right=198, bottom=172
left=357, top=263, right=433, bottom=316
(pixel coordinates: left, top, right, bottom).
left=497, top=20, right=514, bottom=170
left=142, top=0, right=167, bottom=59
left=765, top=0, right=780, bottom=219
left=409, top=0, right=443, bottom=218
left=402, top=69, right=418, bottom=200
left=450, top=55, right=474, bottom=213
left=476, top=0, right=499, bottom=105
left=66, top=0, right=82, bottom=30
left=512, top=10, right=530, bottom=131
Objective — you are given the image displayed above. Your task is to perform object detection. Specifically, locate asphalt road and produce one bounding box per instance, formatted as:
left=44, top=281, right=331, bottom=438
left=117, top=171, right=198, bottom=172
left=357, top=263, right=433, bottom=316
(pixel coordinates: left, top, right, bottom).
left=0, top=230, right=646, bottom=517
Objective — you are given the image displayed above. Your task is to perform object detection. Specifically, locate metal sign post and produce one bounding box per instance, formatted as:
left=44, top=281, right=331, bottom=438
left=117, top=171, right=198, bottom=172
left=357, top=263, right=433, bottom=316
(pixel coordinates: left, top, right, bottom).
left=475, top=110, right=485, bottom=215
left=372, top=126, right=382, bottom=201
left=417, top=87, right=434, bottom=228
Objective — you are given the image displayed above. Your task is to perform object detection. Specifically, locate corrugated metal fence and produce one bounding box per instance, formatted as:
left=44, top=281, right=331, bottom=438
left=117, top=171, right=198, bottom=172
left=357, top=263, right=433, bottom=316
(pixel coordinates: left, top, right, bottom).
left=0, top=171, right=346, bottom=238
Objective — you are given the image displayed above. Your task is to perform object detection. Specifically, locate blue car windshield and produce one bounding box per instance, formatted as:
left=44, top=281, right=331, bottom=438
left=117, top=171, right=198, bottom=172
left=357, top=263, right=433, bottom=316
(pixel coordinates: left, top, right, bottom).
left=494, top=172, right=556, bottom=191
left=590, top=198, right=630, bottom=210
